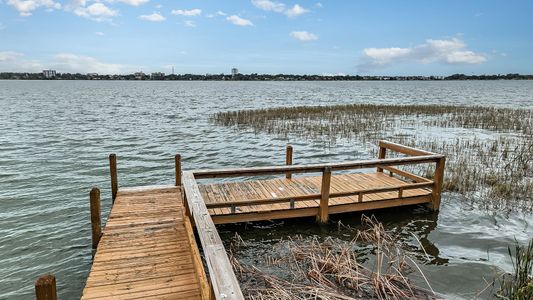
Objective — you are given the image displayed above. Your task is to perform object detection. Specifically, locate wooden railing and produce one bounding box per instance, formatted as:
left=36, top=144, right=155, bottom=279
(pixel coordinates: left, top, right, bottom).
left=182, top=172, right=245, bottom=300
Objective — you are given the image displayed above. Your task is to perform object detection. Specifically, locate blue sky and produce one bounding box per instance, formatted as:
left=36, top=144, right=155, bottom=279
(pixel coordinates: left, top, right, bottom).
left=0, top=0, right=532, bottom=75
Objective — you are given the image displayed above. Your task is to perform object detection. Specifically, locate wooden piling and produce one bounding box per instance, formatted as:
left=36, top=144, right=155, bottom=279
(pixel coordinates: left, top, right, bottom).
left=431, top=157, right=446, bottom=211
left=35, top=275, right=57, bottom=300
left=285, top=144, right=293, bottom=179
left=90, top=187, right=101, bottom=250
left=109, top=154, right=118, bottom=202
left=175, top=154, right=182, bottom=187
left=317, top=167, right=331, bottom=223
left=376, top=146, right=387, bottom=172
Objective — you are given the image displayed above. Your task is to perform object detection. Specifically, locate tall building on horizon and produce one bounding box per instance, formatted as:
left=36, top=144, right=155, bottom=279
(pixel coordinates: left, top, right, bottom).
left=231, top=68, right=238, bottom=76
left=42, top=70, right=56, bottom=78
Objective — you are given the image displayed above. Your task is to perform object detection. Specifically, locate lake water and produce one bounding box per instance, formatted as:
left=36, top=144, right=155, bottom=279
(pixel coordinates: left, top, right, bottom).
left=1, top=80, right=532, bottom=299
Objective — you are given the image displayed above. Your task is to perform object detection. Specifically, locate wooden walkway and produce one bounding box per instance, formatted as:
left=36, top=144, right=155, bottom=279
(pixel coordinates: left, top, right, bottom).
left=81, top=186, right=209, bottom=300
left=199, top=172, right=433, bottom=224
left=34, top=140, right=445, bottom=300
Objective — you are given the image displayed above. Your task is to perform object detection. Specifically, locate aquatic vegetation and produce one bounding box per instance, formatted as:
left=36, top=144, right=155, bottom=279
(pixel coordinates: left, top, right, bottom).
left=212, top=104, right=533, bottom=211
left=496, top=238, right=533, bottom=300
left=229, top=216, right=437, bottom=299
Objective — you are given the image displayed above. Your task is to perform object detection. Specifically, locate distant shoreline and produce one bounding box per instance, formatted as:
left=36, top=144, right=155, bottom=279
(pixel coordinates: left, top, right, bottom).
left=1, top=73, right=532, bottom=81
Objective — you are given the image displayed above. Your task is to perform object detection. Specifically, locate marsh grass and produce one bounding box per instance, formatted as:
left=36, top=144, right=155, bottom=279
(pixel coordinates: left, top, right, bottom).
left=229, top=216, right=439, bottom=300
left=496, top=238, right=533, bottom=299
left=212, top=104, right=533, bottom=211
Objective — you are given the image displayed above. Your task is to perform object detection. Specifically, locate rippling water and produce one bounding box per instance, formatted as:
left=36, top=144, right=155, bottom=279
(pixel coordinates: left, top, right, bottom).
left=1, top=80, right=532, bottom=299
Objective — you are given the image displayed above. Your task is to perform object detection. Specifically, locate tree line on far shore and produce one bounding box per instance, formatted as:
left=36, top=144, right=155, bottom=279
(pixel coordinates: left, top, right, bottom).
left=0, top=72, right=532, bottom=81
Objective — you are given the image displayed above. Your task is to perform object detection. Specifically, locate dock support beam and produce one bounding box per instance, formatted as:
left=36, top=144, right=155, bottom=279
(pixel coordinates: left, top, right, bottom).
left=285, top=144, right=293, bottom=179
left=317, top=167, right=331, bottom=223
left=35, top=275, right=57, bottom=300
left=109, top=154, right=118, bottom=202
left=90, top=187, right=101, bottom=251
left=431, top=157, right=446, bottom=211
left=376, top=145, right=386, bottom=172
left=175, top=154, right=182, bottom=187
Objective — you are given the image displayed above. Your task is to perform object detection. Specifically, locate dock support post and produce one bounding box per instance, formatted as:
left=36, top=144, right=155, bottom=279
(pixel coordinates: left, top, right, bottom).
left=90, top=187, right=101, bottom=251
left=35, top=275, right=57, bottom=300
left=285, top=144, right=293, bottom=179
left=431, top=157, right=446, bottom=211
left=376, top=145, right=386, bottom=172
left=175, top=154, right=182, bottom=187
left=109, top=154, right=118, bottom=202
left=317, top=167, right=331, bottom=223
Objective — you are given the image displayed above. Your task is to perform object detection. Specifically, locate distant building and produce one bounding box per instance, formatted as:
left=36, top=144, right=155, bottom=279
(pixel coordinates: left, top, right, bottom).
left=151, top=72, right=165, bottom=80
left=231, top=68, right=238, bottom=76
left=87, top=73, right=99, bottom=79
left=42, top=70, right=56, bottom=78
left=134, top=72, right=145, bottom=80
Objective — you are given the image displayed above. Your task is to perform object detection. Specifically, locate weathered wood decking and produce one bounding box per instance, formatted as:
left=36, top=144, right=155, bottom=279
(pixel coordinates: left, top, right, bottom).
left=199, top=172, right=433, bottom=224
left=81, top=186, right=209, bottom=300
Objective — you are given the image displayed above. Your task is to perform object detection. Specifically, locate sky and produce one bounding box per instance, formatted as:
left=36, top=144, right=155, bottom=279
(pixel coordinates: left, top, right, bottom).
left=0, top=0, right=532, bottom=75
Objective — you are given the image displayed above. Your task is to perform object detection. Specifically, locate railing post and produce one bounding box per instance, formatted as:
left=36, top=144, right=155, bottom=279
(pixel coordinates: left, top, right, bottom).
left=317, top=167, right=331, bottom=223
left=109, top=154, right=118, bottom=202
left=35, top=275, right=57, bottom=300
left=377, top=145, right=387, bottom=172
left=90, top=187, right=101, bottom=251
left=175, top=154, right=182, bottom=186
left=285, top=144, right=293, bottom=179
left=431, top=157, right=446, bottom=211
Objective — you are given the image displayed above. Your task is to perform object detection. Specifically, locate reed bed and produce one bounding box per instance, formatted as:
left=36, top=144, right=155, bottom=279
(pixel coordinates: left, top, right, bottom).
left=229, top=216, right=439, bottom=300
left=212, top=104, right=533, bottom=210
left=496, top=238, right=533, bottom=299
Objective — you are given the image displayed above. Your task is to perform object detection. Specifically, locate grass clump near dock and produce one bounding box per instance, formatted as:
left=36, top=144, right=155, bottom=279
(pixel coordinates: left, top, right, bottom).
left=230, top=216, right=437, bottom=300
left=496, top=238, right=533, bottom=300
left=212, top=104, right=533, bottom=211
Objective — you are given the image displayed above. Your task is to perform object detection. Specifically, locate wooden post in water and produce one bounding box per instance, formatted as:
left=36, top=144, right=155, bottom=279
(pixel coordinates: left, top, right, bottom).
left=317, top=167, right=331, bottom=223
left=285, top=144, right=293, bottom=179
left=109, top=154, right=118, bottom=202
left=376, top=145, right=387, bottom=172
left=175, top=154, right=182, bottom=187
left=431, top=157, right=446, bottom=211
left=35, top=275, right=57, bottom=300
left=90, top=187, right=101, bottom=250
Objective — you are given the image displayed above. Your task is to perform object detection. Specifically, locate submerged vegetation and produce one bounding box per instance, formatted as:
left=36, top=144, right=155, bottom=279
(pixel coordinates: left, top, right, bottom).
left=212, top=104, right=533, bottom=211
left=230, top=216, right=438, bottom=300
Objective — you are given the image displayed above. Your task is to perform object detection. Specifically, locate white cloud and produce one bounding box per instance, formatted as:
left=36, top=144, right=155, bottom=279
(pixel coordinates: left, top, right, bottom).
left=74, top=3, right=118, bottom=22
left=226, top=15, right=253, bottom=26
left=251, top=0, right=285, bottom=13
left=171, top=8, right=201, bottom=16
left=216, top=10, right=226, bottom=16
left=315, top=2, right=322, bottom=8
left=6, top=0, right=61, bottom=16
left=139, top=12, right=165, bottom=21
left=251, top=0, right=309, bottom=18
left=52, top=53, right=125, bottom=74
left=155, top=4, right=161, bottom=8
left=114, top=0, right=149, bottom=6
left=285, top=4, right=309, bottom=17
left=95, top=31, right=105, bottom=36
left=358, top=37, right=487, bottom=71
left=184, top=20, right=196, bottom=27
left=290, top=31, right=318, bottom=41
left=0, top=23, right=5, bottom=30
left=0, top=51, right=43, bottom=71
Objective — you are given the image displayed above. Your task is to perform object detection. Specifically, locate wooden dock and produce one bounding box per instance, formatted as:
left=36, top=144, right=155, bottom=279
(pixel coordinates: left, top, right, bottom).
left=81, top=185, right=210, bottom=299
left=34, top=140, right=445, bottom=300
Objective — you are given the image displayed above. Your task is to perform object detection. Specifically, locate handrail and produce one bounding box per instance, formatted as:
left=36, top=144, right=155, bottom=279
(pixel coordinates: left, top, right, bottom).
left=193, top=154, right=443, bottom=179
left=205, top=181, right=434, bottom=209
left=378, top=140, right=436, bottom=156
left=182, top=171, right=244, bottom=300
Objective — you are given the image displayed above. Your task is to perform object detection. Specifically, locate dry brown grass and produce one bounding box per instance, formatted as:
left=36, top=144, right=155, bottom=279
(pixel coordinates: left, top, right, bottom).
left=212, top=104, right=533, bottom=211
left=229, top=216, right=440, bottom=300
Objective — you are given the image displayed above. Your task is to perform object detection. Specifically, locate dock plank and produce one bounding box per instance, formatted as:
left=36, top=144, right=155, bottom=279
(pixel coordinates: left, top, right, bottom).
left=81, top=186, right=208, bottom=300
